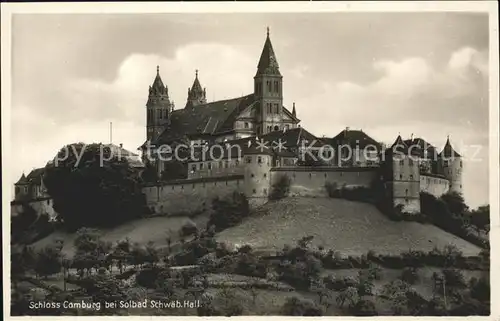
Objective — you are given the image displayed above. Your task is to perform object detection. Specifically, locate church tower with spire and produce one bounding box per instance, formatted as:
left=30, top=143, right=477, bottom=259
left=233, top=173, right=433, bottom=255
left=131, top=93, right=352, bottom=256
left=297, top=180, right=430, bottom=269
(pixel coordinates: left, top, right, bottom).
left=186, top=70, right=207, bottom=108
left=254, top=27, right=284, bottom=135
left=147, top=66, right=173, bottom=142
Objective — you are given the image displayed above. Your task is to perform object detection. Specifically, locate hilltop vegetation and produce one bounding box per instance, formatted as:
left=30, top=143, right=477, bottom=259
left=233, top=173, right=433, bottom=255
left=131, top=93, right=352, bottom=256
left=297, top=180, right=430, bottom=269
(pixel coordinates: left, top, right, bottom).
left=44, top=143, right=146, bottom=231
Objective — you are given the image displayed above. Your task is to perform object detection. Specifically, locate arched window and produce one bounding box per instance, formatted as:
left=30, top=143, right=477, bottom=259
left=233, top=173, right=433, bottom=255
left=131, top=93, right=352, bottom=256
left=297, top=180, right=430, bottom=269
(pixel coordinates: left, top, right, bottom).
left=274, top=125, right=279, bottom=131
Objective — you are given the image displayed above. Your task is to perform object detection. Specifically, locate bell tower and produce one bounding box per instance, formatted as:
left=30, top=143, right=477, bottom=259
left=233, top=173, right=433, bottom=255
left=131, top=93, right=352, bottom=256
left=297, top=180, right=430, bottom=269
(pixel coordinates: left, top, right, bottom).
left=146, top=66, right=173, bottom=142
left=254, top=27, right=283, bottom=135
left=186, top=69, right=207, bottom=108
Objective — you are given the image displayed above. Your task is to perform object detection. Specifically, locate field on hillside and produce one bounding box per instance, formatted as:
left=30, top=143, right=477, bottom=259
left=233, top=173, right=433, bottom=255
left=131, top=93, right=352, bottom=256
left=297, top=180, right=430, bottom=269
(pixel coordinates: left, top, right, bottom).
left=216, top=198, right=481, bottom=256
left=32, top=214, right=210, bottom=257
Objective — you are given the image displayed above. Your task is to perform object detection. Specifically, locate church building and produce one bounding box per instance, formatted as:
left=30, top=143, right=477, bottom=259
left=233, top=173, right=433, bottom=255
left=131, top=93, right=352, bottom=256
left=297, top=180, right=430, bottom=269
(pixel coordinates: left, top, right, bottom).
left=141, top=28, right=300, bottom=163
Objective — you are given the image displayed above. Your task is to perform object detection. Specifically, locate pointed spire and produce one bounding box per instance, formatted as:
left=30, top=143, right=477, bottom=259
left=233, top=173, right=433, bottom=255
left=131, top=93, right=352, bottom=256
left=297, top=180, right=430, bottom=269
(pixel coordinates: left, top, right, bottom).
left=187, top=69, right=207, bottom=107
left=151, top=65, right=167, bottom=95
left=440, top=135, right=461, bottom=158
left=190, top=69, right=204, bottom=95
left=15, top=173, right=28, bottom=185
left=292, top=102, right=296, bottom=117
left=390, top=134, right=408, bottom=153
left=256, top=27, right=280, bottom=76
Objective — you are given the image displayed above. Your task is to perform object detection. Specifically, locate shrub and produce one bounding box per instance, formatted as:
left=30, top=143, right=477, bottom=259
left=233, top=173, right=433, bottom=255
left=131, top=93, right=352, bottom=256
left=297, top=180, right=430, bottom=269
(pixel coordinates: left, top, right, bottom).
left=401, top=267, right=419, bottom=285
left=469, top=275, right=490, bottom=302
left=442, top=268, right=466, bottom=288
left=44, top=143, right=146, bottom=230
left=269, top=174, right=291, bottom=200
left=281, top=297, right=323, bottom=316
left=349, top=299, right=378, bottom=316
left=209, top=192, right=250, bottom=231
left=180, top=221, right=198, bottom=237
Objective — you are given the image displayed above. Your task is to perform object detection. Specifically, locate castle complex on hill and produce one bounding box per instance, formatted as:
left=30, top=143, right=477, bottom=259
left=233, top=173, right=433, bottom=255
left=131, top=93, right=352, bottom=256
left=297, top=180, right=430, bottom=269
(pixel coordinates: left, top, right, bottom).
left=13, top=28, right=463, bottom=219
left=139, top=28, right=463, bottom=215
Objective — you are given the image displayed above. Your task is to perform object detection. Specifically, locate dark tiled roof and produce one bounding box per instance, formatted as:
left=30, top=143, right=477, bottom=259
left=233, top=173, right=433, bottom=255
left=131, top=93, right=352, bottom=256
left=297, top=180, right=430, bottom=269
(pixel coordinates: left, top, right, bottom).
left=26, top=167, right=46, bottom=185
left=260, top=127, right=324, bottom=149
left=15, top=173, right=28, bottom=185
left=403, top=138, right=438, bottom=158
left=329, top=129, right=382, bottom=150
left=190, top=74, right=203, bottom=96
left=257, top=32, right=281, bottom=76
left=150, top=68, right=168, bottom=96
left=387, top=135, right=408, bottom=154
left=154, top=94, right=255, bottom=144
left=439, top=138, right=461, bottom=158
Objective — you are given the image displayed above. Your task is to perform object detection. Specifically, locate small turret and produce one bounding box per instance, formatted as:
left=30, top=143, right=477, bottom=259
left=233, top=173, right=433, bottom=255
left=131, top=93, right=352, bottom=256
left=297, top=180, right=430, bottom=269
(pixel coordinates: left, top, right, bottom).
left=438, top=136, right=463, bottom=194
left=14, top=173, right=29, bottom=201
left=186, top=69, right=207, bottom=108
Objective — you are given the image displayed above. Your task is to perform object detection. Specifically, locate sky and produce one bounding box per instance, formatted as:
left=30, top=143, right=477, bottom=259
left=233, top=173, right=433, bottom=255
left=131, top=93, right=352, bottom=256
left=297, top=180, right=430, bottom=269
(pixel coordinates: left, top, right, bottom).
left=10, top=12, right=490, bottom=208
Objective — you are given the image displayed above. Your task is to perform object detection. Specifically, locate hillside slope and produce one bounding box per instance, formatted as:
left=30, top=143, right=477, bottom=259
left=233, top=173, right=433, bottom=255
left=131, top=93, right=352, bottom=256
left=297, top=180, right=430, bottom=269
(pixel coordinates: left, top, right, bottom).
left=216, top=198, right=481, bottom=256
left=32, top=214, right=210, bottom=257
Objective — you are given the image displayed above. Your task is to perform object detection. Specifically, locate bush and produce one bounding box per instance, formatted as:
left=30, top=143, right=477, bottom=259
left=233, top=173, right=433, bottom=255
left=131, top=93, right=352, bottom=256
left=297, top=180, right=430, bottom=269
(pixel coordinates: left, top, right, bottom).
left=349, top=299, right=378, bottom=316
left=442, top=268, right=466, bottom=288
left=135, top=266, right=162, bottom=288
left=209, top=192, right=250, bottom=231
left=44, top=143, right=146, bottom=230
left=325, top=183, right=374, bottom=203
left=469, top=275, right=490, bottom=302
left=180, top=221, right=198, bottom=237
left=281, top=297, right=323, bottom=316
left=269, top=174, right=291, bottom=200
left=401, top=267, right=419, bottom=285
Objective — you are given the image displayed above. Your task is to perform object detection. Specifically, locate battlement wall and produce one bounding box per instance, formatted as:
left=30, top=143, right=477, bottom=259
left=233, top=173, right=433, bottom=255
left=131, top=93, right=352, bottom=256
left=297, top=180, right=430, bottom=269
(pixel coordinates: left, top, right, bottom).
left=143, top=175, right=245, bottom=215
left=270, top=166, right=379, bottom=197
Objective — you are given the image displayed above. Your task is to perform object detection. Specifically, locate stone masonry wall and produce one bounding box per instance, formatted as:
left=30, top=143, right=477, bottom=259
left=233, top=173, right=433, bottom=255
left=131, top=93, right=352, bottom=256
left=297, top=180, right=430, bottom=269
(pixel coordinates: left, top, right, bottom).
left=143, top=175, right=245, bottom=215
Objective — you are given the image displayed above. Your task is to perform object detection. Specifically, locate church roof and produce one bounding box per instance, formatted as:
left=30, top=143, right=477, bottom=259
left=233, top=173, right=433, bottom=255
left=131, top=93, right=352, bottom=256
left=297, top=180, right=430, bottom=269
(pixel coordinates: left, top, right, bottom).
left=329, top=129, right=382, bottom=150
left=256, top=28, right=281, bottom=76
left=154, top=94, right=256, bottom=144
left=150, top=66, right=168, bottom=96
left=15, top=173, right=28, bottom=185
left=439, top=137, right=461, bottom=158
left=190, top=70, right=204, bottom=96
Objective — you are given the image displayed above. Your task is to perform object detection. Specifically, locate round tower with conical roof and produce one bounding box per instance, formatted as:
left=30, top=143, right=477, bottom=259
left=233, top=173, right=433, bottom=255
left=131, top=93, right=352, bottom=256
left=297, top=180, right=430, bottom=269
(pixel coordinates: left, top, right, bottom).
left=14, top=173, right=29, bottom=201
left=438, top=136, right=463, bottom=194
left=382, top=135, right=421, bottom=214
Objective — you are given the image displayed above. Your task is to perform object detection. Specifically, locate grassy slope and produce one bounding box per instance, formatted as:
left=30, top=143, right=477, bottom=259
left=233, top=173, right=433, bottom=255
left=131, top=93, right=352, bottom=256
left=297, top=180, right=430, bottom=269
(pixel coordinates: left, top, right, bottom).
left=31, top=214, right=210, bottom=257
left=216, top=198, right=482, bottom=256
